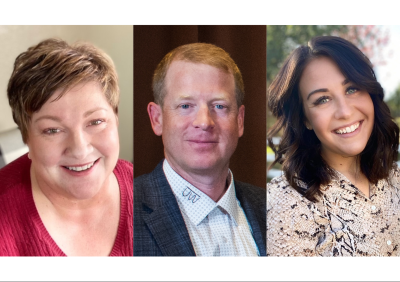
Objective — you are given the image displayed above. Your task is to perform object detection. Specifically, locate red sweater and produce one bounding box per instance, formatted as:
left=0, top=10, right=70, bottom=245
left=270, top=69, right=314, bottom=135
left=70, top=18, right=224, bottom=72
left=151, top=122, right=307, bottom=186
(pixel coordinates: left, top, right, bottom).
left=0, top=154, right=133, bottom=256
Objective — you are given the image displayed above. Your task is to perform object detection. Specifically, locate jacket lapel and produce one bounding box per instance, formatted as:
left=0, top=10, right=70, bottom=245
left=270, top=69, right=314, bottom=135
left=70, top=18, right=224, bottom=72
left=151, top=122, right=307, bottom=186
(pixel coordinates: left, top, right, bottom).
left=141, top=161, right=196, bottom=256
left=235, top=182, right=267, bottom=256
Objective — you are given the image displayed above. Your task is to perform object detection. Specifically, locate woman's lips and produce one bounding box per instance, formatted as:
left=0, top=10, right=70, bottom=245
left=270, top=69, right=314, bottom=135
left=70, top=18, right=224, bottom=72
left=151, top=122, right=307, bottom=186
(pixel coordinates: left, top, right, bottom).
left=61, top=158, right=100, bottom=174
left=333, top=121, right=363, bottom=137
left=333, top=120, right=362, bottom=134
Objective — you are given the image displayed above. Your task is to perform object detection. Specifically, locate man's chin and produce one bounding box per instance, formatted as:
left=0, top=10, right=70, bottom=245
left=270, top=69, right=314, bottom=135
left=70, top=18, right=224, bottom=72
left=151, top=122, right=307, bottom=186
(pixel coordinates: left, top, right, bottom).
left=183, top=159, right=227, bottom=174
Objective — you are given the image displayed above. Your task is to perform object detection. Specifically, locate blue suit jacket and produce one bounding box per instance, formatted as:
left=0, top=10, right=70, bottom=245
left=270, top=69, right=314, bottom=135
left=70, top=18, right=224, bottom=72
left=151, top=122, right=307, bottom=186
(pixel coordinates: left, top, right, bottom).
left=134, top=161, right=266, bottom=256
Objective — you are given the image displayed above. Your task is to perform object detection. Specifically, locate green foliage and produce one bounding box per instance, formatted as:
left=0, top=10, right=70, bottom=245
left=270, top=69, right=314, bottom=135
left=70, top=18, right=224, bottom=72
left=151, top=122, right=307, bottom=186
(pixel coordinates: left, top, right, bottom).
left=386, top=85, right=400, bottom=119
left=267, top=25, right=349, bottom=85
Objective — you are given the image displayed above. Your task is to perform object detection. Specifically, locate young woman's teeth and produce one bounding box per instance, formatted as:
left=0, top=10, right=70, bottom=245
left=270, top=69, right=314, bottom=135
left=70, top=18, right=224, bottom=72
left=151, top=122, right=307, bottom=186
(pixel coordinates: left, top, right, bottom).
left=335, top=122, right=360, bottom=134
left=66, top=162, right=94, bottom=171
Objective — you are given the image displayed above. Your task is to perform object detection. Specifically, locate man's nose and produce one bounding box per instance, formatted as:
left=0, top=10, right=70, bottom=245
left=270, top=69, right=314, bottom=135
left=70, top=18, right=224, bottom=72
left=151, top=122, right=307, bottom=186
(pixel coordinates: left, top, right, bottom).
left=66, top=130, right=93, bottom=159
left=192, top=106, right=215, bottom=130
left=334, top=96, right=353, bottom=120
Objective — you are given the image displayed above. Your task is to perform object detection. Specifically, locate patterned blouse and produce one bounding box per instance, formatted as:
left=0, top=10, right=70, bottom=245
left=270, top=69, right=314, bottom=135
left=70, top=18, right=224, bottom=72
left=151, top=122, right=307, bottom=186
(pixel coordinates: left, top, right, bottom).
left=267, top=167, right=400, bottom=256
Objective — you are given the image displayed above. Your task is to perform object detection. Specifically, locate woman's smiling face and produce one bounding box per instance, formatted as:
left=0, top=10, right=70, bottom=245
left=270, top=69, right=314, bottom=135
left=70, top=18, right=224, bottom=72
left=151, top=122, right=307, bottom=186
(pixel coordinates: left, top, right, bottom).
left=299, top=56, right=375, bottom=164
left=27, top=81, right=119, bottom=200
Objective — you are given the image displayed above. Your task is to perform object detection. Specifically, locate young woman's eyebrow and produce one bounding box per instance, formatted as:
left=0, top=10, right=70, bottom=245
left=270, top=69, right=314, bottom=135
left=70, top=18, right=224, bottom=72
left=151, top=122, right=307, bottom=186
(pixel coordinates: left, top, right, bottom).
left=307, top=88, right=328, bottom=100
left=307, top=79, right=351, bottom=100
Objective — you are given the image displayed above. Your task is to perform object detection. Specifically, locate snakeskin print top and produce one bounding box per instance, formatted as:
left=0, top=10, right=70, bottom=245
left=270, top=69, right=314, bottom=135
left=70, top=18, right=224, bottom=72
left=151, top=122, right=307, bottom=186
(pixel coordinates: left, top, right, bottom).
left=267, top=167, right=400, bottom=256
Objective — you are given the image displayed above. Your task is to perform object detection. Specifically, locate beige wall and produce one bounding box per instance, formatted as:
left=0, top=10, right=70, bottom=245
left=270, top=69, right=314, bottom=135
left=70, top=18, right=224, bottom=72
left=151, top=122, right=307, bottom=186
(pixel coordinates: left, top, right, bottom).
left=0, top=25, right=133, bottom=162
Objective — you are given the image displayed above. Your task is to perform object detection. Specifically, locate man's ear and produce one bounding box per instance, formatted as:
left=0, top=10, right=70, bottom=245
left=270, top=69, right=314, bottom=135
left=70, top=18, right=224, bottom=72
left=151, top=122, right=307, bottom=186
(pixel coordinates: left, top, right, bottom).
left=147, top=102, right=163, bottom=136
left=237, top=105, right=245, bottom=137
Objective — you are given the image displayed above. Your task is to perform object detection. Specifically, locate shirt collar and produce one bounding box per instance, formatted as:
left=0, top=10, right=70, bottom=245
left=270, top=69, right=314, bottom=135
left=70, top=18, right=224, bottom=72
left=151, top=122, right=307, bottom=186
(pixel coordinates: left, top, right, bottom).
left=319, top=169, right=383, bottom=200
left=163, top=159, right=240, bottom=226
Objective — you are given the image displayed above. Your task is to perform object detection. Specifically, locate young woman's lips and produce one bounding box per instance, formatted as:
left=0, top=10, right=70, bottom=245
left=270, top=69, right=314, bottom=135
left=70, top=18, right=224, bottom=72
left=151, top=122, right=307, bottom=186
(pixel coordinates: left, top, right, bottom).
left=332, top=120, right=363, bottom=138
left=61, top=158, right=100, bottom=176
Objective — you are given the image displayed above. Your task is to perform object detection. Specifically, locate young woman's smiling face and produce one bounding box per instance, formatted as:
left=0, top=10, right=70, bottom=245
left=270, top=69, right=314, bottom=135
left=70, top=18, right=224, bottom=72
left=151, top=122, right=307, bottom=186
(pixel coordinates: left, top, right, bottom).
left=27, top=81, right=119, bottom=200
left=299, top=57, right=374, bottom=164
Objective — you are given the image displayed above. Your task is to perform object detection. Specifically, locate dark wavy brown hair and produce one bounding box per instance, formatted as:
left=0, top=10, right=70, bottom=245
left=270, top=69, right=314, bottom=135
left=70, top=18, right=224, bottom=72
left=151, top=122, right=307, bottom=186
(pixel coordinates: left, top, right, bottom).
left=268, top=36, right=399, bottom=202
left=7, top=38, right=119, bottom=143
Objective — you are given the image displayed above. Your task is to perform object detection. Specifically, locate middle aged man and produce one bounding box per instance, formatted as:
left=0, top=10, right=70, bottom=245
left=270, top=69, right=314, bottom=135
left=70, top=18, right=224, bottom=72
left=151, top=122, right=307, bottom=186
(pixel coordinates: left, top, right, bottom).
left=134, top=43, right=266, bottom=256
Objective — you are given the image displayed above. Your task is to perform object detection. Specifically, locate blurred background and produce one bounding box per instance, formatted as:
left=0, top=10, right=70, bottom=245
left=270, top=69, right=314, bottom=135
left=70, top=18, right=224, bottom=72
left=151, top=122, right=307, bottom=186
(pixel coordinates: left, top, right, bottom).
left=0, top=26, right=133, bottom=168
left=267, top=25, right=400, bottom=182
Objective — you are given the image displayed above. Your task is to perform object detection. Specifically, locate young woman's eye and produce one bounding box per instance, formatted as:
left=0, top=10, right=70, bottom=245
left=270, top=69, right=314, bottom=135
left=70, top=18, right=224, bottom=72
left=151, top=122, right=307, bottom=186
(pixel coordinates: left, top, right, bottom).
left=346, top=87, right=359, bottom=95
left=313, top=96, right=330, bottom=105
left=43, top=128, right=60, bottom=135
left=90, top=119, right=104, bottom=126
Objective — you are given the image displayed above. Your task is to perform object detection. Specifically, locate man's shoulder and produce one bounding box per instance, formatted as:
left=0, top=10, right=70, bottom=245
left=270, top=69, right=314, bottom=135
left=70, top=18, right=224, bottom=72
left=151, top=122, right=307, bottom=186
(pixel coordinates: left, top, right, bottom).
left=134, top=161, right=165, bottom=189
left=235, top=180, right=265, bottom=197
left=134, top=160, right=174, bottom=209
left=234, top=180, right=266, bottom=208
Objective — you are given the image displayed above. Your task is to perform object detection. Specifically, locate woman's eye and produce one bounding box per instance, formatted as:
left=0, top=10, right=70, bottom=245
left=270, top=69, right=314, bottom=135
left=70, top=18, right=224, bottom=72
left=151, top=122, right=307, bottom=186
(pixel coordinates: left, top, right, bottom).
left=43, top=128, right=60, bottom=135
left=90, top=119, right=104, bottom=126
left=313, top=96, right=330, bottom=105
left=346, top=87, right=358, bottom=95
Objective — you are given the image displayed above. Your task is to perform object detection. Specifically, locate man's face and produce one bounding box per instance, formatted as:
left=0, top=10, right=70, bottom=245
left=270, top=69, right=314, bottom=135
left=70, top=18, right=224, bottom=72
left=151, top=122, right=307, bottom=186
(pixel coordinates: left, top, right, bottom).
left=149, top=60, right=244, bottom=176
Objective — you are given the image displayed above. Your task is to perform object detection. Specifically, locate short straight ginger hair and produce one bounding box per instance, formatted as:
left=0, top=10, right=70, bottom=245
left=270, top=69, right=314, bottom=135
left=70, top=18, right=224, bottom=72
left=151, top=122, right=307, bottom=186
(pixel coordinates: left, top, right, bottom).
left=7, top=38, right=120, bottom=143
left=152, top=42, right=245, bottom=108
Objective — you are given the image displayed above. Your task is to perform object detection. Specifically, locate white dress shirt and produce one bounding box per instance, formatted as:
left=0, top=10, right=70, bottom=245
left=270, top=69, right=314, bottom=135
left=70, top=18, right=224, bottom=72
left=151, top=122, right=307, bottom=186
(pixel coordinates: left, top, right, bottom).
left=163, top=159, right=259, bottom=256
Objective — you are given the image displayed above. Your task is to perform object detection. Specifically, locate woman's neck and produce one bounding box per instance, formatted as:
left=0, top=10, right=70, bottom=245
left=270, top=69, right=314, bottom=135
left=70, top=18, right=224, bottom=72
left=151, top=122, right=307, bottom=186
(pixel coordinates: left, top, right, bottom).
left=321, top=150, right=370, bottom=198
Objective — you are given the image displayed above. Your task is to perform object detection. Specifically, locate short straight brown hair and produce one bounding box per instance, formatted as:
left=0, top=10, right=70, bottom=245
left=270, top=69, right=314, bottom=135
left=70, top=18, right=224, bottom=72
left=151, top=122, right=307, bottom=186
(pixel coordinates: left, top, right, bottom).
left=152, top=42, right=244, bottom=108
left=7, top=38, right=119, bottom=143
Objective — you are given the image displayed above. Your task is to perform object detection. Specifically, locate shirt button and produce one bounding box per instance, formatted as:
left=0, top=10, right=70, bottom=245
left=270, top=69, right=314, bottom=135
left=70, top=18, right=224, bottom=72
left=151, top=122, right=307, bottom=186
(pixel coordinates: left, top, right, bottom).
left=371, top=205, right=376, bottom=211
left=387, top=240, right=392, bottom=245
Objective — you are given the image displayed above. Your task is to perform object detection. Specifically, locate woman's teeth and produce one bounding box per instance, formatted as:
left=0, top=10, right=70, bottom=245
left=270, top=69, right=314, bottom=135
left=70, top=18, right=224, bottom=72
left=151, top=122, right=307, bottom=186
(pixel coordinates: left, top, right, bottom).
left=335, top=122, right=360, bottom=134
left=65, top=162, right=95, bottom=171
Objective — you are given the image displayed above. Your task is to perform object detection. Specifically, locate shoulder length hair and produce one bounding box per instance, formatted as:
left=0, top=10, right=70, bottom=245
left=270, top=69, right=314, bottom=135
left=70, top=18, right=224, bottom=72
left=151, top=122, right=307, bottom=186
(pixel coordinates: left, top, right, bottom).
left=267, top=36, right=399, bottom=201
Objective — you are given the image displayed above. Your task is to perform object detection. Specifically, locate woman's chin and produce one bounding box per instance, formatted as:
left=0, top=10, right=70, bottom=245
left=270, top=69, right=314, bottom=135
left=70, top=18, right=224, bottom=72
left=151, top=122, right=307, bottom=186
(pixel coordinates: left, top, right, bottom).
left=63, top=184, right=103, bottom=200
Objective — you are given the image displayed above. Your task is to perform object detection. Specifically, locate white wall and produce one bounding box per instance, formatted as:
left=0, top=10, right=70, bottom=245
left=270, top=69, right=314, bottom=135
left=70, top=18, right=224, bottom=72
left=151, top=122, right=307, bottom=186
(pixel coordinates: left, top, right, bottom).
left=0, top=25, right=133, bottom=162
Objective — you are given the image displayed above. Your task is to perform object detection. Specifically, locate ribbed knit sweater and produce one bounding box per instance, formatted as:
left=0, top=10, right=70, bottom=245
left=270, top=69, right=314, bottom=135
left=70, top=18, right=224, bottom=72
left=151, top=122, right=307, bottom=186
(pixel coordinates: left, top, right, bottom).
left=0, top=154, right=133, bottom=256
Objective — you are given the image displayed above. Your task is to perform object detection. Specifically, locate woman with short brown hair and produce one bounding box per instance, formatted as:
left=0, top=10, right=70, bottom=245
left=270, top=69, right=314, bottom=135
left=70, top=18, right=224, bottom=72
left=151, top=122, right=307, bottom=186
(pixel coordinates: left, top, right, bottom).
left=0, top=38, right=132, bottom=256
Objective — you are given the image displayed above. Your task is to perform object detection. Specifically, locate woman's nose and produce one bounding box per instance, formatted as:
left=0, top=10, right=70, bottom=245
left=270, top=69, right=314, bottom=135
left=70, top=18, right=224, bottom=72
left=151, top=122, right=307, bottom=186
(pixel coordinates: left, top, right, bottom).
left=334, top=97, right=353, bottom=120
left=66, top=131, right=93, bottom=159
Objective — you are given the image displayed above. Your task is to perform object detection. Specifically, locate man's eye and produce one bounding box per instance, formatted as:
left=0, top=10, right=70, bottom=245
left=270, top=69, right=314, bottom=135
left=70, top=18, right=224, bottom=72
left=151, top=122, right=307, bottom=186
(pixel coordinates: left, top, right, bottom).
left=180, top=104, right=190, bottom=109
left=215, top=104, right=225, bottom=110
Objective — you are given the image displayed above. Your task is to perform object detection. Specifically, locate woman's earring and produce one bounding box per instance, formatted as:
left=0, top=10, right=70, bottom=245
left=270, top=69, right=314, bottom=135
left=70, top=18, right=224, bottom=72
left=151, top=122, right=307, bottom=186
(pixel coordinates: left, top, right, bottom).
left=305, top=123, right=312, bottom=130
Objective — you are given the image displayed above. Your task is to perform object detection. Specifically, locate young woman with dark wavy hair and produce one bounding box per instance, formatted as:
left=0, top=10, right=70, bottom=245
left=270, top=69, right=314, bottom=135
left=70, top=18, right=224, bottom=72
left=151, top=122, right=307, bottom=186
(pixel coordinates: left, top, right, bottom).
left=267, top=36, right=400, bottom=256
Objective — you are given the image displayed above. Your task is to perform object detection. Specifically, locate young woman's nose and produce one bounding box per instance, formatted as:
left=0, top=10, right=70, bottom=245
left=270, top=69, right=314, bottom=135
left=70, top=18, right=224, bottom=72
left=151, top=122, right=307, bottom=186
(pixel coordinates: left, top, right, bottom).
left=334, top=96, right=353, bottom=120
